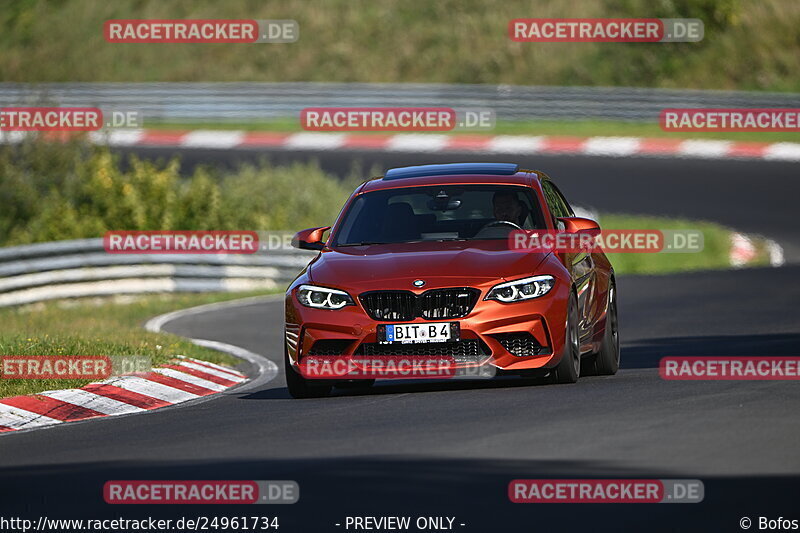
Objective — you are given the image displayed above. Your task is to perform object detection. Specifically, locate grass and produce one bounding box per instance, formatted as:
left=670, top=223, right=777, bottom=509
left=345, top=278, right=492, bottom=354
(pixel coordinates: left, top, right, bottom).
left=147, top=118, right=800, bottom=143
left=0, top=290, right=278, bottom=398
left=600, top=213, right=770, bottom=274
left=1, top=0, right=799, bottom=92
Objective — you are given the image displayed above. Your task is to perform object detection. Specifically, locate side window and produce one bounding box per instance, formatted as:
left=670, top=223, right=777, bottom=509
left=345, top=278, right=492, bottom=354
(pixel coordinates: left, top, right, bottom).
left=541, top=181, right=570, bottom=221
left=550, top=181, right=575, bottom=217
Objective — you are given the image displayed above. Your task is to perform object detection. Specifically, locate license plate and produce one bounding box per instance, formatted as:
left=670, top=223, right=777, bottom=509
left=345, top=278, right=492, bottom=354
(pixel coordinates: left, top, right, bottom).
left=382, top=322, right=456, bottom=344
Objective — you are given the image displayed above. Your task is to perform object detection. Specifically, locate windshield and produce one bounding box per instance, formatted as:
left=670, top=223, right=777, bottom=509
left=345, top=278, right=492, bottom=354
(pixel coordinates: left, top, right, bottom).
left=332, top=184, right=544, bottom=246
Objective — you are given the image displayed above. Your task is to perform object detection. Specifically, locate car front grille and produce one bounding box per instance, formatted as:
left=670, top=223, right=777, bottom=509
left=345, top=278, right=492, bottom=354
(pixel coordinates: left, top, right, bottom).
left=493, top=333, right=549, bottom=357
left=359, top=291, right=417, bottom=321
left=355, top=339, right=491, bottom=364
left=359, top=288, right=480, bottom=322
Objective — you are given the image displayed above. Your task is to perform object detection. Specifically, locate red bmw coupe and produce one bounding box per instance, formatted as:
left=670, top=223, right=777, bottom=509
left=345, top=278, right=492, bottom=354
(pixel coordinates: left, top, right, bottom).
left=284, top=163, right=619, bottom=398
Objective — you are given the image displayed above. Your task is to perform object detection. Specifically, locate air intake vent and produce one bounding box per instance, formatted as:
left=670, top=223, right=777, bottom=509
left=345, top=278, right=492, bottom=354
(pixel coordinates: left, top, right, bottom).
left=308, top=339, right=353, bottom=356
left=493, top=333, right=548, bottom=357
left=355, top=339, right=491, bottom=364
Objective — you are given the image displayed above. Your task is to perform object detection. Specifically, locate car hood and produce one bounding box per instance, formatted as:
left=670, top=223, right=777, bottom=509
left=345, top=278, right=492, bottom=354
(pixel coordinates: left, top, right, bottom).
left=308, top=240, right=550, bottom=291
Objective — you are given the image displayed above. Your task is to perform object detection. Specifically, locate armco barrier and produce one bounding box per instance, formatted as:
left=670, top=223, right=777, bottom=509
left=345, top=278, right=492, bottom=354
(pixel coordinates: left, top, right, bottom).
left=0, top=238, right=315, bottom=307
left=2, top=82, right=799, bottom=122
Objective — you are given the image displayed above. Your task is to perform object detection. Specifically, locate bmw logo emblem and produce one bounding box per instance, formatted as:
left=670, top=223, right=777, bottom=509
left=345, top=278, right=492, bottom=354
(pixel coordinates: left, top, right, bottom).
left=413, top=279, right=426, bottom=287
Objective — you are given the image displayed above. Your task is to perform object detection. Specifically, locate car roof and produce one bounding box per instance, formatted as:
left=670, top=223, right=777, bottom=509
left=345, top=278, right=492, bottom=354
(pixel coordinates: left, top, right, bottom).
left=360, top=163, right=542, bottom=193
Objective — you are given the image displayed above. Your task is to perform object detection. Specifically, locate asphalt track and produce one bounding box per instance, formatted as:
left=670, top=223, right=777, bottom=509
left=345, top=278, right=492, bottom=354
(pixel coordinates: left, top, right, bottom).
left=1, top=148, right=799, bottom=532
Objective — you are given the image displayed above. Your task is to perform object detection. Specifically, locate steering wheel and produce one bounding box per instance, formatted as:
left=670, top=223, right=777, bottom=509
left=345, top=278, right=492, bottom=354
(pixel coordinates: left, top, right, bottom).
left=480, top=220, right=522, bottom=231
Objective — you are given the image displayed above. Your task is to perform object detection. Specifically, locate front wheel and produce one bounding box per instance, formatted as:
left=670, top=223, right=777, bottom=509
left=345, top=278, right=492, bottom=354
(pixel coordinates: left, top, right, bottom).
left=550, top=291, right=580, bottom=384
left=284, top=343, right=333, bottom=398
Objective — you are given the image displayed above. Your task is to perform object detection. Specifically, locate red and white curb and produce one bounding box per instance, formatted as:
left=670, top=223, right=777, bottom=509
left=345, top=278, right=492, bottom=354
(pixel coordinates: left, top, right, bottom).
left=3, top=130, right=799, bottom=161
left=68, top=130, right=800, bottom=162
left=0, top=356, right=245, bottom=433
left=729, top=232, right=785, bottom=268
left=0, top=295, right=280, bottom=435
left=4, top=129, right=799, bottom=161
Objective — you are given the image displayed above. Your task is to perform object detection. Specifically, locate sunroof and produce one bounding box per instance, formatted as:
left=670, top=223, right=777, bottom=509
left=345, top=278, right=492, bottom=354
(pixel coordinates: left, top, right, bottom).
left=383, top=163, right=520, bottom=180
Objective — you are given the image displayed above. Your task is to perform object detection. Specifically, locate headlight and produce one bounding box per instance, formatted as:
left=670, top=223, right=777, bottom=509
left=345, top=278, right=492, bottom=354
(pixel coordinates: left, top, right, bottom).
left=296, top=284, right=355, bottom=310
left=485, top=275, right=555, bottom=303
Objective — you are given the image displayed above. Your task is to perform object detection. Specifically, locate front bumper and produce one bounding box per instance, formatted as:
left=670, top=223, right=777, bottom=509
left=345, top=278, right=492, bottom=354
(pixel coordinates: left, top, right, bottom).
left=285, top=281, right=570, bottom=375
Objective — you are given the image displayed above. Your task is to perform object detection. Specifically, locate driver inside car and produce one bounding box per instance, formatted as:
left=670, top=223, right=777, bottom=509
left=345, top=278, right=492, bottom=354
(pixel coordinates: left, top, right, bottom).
left=492, top=190, right=526, bottom=226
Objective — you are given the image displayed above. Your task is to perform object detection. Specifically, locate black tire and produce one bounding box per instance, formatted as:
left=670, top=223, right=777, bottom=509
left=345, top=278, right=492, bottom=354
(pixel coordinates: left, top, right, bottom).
left=284, top=343, right=333, bottom=399
left=592, top=281, right=620, bottom=376
left=551, top=291, right=580, bottom=384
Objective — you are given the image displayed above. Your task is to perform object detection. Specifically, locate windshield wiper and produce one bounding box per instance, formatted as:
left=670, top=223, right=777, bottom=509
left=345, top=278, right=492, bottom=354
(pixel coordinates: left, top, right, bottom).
left=338, top=238, right=468, bottom=246
left=337, top=241, right=388, bottom=247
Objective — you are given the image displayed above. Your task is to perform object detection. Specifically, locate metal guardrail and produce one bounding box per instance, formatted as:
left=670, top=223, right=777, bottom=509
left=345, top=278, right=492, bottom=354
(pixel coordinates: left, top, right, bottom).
left=0, top=238, right=315, bottom=307
left=1, top=82, right=799, bottom=122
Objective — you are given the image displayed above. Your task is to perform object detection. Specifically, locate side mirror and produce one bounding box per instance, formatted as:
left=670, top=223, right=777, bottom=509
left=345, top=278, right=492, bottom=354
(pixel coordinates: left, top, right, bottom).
left=292, top=226, right=330, bottom=251
left=557, top=217, right=600, bottom=234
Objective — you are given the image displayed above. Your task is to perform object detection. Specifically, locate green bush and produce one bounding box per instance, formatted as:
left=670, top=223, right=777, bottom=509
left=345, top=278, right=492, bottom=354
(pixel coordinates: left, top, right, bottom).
left=0, top=137, right=355, bottom=245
